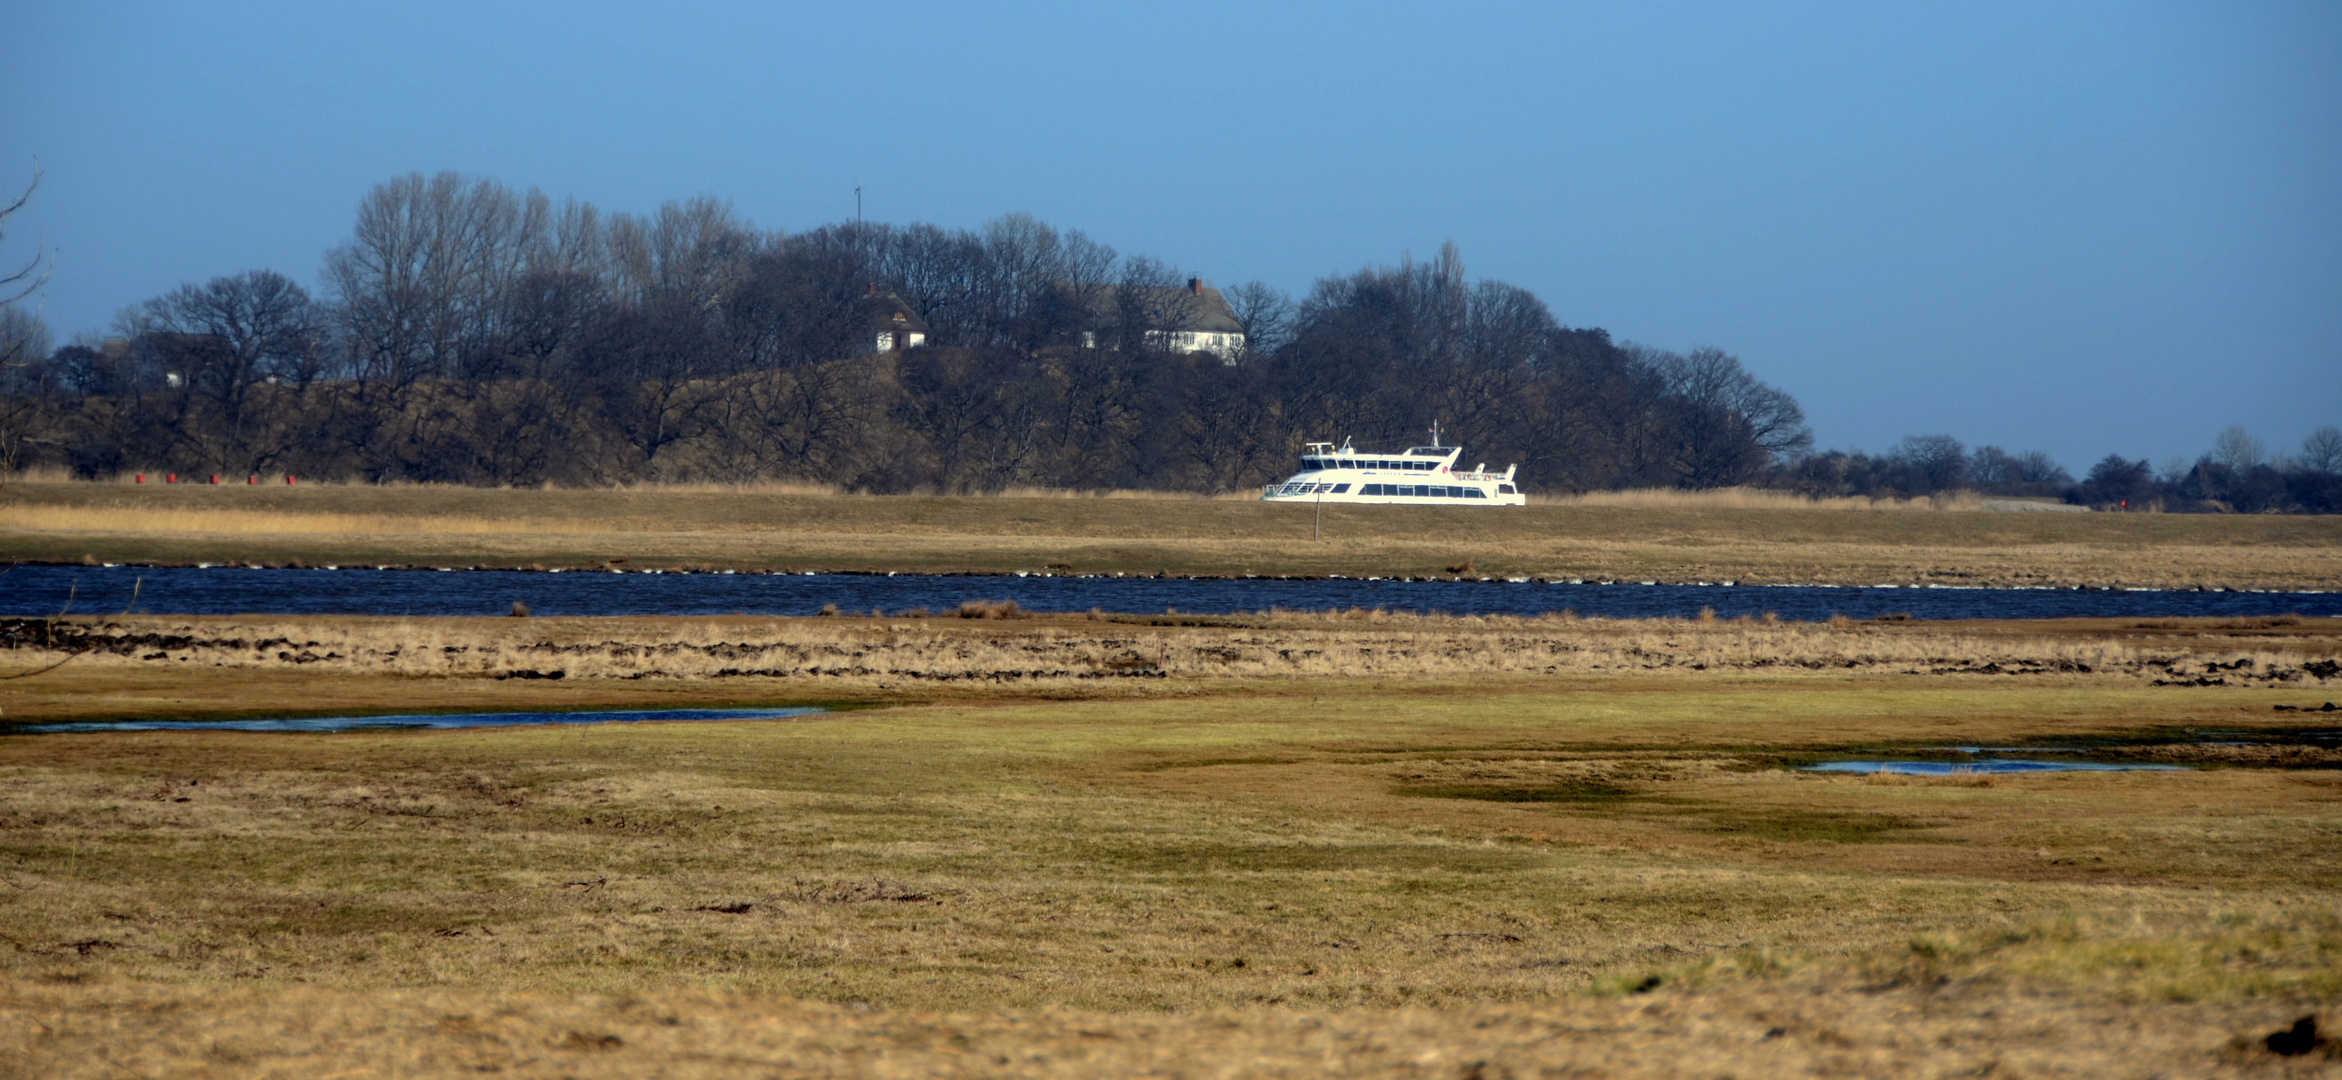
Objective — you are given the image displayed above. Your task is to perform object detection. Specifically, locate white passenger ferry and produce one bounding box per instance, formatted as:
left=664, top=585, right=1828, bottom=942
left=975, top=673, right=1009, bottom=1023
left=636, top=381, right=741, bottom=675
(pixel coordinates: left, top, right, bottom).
left=1260, top=428, right=1524, bottom=506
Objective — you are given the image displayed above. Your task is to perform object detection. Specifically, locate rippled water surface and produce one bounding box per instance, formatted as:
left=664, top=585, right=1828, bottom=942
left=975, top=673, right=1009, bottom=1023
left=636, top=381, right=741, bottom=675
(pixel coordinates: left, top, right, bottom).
left=1805, top=760, right=2187, bottom=775
left=4, top=565, right=2337, bottom=620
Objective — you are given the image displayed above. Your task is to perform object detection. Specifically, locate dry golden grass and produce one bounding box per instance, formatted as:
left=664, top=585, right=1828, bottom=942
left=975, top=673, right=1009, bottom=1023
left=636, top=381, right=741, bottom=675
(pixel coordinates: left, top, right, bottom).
left=4, top=615, right=2340, bottom=1075
left=0, top=503, right=605, bottom=537
left=1533, top=485, right=1987, bottom=511
left=6, top=478, right=2339, bottom=587
left=8, top=977, right=2332, bottom=1078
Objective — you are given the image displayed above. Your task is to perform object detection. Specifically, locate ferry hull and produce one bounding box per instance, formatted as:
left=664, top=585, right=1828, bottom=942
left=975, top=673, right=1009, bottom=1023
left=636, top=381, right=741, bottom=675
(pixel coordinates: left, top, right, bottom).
left=1260, top=440, right=1524, bottom=506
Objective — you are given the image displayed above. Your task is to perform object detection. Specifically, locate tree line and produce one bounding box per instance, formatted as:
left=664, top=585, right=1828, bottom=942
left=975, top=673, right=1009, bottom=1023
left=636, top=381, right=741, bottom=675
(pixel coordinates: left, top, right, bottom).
left=1782, top=427, right=2342, bottom=513
left=1, top=170, right=2333, bottom=511
left=1, top=172, right=1817, bottom=493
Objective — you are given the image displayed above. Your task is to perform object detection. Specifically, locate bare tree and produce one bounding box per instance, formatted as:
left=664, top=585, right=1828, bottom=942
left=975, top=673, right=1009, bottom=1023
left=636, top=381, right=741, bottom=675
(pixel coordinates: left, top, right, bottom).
left=1640, top=345, right=1812, bottom=487
left=142, top=270, right=323, bottom=473
left=1968, top=445, right=2018, bottom=486
left=1891, top=434, right=1968, bottom=493
left=0, top=307, right=56, bottom=481
left=1222, top=280, right=1294, bottom=358
left=0, top=163, right=46, bottom=310
left=2300, top=426, right=2342, bottom=476
left=324, top=172, right=532, bottom=389
left=2211, top=425, right=2265, bottom=473
left=0, top=165, right=52, bottom=487
left=2013, top=450, right=2069, bottom=485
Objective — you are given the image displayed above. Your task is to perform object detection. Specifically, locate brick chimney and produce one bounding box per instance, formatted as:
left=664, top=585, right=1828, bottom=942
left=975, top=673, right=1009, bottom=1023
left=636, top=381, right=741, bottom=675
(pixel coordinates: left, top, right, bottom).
left=1188, top=277, right=1202, bottom=296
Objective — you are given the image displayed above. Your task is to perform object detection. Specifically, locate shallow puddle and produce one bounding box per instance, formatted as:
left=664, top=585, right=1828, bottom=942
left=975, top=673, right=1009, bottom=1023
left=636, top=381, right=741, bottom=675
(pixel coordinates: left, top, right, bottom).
left=1805, top=759, right=2185, bottom=776
left=13, top=707, right=824, bottom=734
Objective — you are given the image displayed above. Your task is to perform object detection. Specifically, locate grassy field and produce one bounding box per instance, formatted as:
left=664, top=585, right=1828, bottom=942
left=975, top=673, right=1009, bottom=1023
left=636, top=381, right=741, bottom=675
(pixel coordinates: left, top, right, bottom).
left=6, top=478, right=2341, bottom=588
left=2, top=613, right=2339, bottom=1075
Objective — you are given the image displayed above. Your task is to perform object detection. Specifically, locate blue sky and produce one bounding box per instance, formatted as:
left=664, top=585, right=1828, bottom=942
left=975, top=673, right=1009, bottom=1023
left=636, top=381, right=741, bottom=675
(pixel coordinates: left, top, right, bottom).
left=5, top=1, right=2337, bottom=471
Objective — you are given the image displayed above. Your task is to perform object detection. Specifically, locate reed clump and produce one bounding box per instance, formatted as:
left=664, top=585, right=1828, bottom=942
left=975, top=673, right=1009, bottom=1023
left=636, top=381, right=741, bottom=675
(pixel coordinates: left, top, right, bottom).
left=954, top=599, right=1026, bottom=619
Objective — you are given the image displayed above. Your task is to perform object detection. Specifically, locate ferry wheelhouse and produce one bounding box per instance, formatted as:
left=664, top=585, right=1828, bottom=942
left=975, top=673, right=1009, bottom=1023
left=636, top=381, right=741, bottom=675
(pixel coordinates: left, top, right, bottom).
left=1260, top=433, right=1524, bottom=506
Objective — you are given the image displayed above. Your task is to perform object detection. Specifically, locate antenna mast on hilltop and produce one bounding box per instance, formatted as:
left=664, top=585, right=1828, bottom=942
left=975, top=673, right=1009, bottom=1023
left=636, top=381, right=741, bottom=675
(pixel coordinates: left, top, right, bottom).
left=854, top=183, right=863, bottom=224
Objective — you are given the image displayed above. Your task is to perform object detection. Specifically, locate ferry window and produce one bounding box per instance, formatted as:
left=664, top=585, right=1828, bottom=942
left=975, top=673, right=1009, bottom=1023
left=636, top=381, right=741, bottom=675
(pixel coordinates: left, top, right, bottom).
left=1332, top=484, right=1351, bottom=494
left=1498, top=484, right=1516, bottom=495
left=1466, top=488, right=1487, bottom=498
left=1300, top=457, right=1321, bottom=472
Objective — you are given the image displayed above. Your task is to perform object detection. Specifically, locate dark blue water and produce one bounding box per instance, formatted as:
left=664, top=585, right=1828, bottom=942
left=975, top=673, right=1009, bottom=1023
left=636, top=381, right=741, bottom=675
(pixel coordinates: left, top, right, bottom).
left=18, top=706, right=824, bottom=734
left=1805, top=760, right=2185, bottom=775
left=3, top=564, right=2336, bottom=621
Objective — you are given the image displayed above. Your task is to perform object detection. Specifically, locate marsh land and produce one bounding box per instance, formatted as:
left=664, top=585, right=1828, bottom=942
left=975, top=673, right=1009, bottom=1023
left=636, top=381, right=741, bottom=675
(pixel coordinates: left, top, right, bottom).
left=2, top=609, right=2339, bottom=1075
left=6, top=479, right=2341, bottom=588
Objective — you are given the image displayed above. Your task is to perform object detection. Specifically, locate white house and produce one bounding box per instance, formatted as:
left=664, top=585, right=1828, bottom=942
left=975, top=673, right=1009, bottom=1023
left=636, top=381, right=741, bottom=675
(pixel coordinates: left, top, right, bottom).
left=863, top=289, right=929, bottom=353
left=1066, top=278, right=1246, bottom=361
